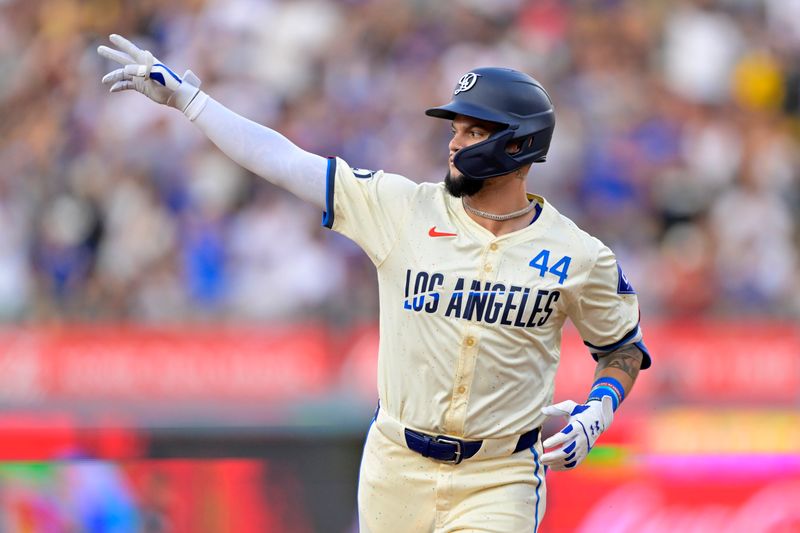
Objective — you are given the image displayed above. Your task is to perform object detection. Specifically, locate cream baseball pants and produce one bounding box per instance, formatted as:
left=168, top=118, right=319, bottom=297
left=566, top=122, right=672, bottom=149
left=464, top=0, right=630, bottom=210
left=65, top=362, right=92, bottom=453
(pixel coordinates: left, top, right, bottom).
left=358, top=409, right=546, bottom=532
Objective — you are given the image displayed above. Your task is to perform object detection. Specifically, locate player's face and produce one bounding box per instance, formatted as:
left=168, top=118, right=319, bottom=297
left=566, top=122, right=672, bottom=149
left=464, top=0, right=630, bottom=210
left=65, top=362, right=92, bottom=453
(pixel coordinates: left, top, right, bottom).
left=444, top=116, right=500, bottom=197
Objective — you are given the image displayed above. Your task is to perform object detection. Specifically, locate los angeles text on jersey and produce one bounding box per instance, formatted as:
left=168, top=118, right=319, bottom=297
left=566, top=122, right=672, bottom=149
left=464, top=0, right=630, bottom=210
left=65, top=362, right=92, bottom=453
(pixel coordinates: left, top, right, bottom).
left=402, top=269, right=559, bottom=328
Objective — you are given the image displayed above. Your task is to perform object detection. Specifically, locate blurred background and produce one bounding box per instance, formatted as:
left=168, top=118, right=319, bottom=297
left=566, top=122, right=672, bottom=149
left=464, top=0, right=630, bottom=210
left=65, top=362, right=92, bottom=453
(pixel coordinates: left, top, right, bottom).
left=0, top=0, right=799, bottom=531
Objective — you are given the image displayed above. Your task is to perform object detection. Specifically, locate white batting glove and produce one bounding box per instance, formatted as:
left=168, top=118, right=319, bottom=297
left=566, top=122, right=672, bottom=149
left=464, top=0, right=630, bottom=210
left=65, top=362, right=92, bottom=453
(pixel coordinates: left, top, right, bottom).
left=97, top=34, right=208, bottom=120
left=540, top=396, right=613, bottom=471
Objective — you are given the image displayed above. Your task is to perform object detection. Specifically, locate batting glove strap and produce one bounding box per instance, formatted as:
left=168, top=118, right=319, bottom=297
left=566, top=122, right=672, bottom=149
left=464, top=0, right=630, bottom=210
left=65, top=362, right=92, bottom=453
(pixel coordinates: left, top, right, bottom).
left=540, top=396, right=614, bottom=471
left=166, top=70, right=209, bottom=121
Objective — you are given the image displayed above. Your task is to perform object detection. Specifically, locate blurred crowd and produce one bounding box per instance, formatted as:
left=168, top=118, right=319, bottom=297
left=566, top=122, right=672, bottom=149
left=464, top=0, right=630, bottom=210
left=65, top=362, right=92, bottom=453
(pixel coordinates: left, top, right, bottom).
left=0, top=0, right=798, bottom=324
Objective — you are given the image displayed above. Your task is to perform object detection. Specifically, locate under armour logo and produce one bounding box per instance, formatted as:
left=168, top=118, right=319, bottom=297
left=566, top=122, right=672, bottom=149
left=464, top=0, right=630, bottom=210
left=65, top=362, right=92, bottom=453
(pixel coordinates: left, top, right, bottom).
left=454, top=72, right=480, bottom=94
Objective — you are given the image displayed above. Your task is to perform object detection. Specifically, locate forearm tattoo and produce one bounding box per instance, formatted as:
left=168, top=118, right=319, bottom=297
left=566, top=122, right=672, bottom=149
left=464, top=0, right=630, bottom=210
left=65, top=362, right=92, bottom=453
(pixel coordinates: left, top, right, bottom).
left=596, top=344, right=644, bottom=382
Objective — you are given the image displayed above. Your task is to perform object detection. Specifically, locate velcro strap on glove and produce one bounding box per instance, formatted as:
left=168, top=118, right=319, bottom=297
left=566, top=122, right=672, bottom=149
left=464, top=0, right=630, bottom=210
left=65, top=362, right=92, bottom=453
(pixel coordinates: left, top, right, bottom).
left=166, top=70, right=209, bottom=120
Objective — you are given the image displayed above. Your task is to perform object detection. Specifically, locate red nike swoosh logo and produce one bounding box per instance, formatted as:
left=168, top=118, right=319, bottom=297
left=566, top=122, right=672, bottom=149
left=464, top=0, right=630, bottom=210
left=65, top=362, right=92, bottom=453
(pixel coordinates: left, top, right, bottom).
left=428, top=226, right=458, bottom=238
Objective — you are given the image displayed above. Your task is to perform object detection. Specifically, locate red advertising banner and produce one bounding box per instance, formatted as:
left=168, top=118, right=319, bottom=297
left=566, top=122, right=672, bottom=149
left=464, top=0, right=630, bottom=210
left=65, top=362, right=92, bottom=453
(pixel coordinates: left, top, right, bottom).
left=0, top=321, right=796, bottom=408
left=0, top=325, right=334, bottom=404
left=552, top=321, right=800, bottom=405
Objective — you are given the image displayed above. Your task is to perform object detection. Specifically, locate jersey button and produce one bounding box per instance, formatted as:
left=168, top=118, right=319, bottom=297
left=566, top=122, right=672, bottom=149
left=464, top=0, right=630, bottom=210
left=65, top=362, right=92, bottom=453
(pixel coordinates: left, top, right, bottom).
left=457, top=386, right=466, bottom=394
left=484, top=264, right=492, bottom=272
left=489, top=243, right=498, bottom=251
left=465, top=337, right=475, bottom=347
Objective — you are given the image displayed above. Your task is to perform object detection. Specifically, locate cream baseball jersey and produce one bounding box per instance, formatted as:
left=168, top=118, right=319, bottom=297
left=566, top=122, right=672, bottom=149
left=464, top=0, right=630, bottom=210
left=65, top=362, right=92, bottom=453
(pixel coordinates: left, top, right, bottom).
left=323, top=158, right=651, bottom=440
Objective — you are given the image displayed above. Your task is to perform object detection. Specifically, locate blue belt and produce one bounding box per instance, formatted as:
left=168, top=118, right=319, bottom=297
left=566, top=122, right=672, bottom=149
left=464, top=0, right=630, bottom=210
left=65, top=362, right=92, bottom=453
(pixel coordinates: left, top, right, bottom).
left=404, top=426, right=540, bottom=465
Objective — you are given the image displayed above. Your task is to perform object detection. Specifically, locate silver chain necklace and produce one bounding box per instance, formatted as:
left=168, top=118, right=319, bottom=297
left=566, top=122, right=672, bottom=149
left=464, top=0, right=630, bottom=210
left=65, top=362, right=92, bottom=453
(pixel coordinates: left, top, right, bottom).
left=462, top=198, right=537, bottom=221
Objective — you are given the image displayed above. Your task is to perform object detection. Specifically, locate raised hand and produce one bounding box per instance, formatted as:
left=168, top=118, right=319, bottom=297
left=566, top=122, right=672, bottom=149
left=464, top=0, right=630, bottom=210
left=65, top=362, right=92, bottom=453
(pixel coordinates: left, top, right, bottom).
left=97, top=34, right=206, bottom=118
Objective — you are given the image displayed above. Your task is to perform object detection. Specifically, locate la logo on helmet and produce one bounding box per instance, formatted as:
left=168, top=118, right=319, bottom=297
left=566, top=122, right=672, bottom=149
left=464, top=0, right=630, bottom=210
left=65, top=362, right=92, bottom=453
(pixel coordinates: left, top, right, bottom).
left=454, top=72, right=480, bottom=94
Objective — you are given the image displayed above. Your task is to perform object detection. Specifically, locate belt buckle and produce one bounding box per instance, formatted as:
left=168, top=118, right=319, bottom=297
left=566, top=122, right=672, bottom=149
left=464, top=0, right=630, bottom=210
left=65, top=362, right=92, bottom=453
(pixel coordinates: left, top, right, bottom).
left=434, top=436, right=464, bottom=465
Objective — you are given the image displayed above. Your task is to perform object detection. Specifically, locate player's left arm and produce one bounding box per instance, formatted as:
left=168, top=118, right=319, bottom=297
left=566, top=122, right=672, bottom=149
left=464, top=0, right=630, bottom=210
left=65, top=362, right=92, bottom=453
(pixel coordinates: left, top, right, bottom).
left=540, top=342, right=645, bottom=471
left=541, top=239, right=650, bottom=471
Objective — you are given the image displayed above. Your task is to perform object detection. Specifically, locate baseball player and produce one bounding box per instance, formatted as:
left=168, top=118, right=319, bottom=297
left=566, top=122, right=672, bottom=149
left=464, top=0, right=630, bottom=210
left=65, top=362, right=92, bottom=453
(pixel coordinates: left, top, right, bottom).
left=98, top=35, right=651, bottom=532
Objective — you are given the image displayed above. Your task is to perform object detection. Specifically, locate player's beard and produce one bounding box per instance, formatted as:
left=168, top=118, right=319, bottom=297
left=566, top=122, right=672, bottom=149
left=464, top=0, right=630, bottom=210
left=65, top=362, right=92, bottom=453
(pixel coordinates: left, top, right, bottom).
left=444, top=170, right=485, bottom=197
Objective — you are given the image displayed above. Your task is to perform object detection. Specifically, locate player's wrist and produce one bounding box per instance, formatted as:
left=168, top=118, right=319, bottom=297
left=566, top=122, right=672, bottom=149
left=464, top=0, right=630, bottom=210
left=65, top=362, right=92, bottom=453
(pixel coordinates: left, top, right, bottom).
left=164, top=69, right=208, bottom=120
left=587, top=376, right=625, bottom=411
left=181, top=88, right=209, bottom=121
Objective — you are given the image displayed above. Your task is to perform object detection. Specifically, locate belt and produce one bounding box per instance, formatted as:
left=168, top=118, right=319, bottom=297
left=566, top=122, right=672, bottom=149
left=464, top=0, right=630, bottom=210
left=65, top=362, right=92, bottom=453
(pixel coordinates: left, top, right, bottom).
left=404, top=426, right=539, bottom=464
left=375, top=408, right=540, bottom=465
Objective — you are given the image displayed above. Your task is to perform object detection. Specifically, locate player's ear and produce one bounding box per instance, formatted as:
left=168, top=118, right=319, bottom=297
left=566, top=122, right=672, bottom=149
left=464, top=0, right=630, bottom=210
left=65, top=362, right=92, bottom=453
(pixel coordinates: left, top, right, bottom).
left=506, top=140, right=521, bottom=155
left=506, top=135, right=534, bottom=156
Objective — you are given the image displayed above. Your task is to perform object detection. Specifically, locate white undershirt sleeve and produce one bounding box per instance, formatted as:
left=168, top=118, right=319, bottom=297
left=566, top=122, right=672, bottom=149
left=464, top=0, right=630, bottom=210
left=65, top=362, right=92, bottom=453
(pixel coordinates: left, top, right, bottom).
left=192, top=97, right=328, bottom=209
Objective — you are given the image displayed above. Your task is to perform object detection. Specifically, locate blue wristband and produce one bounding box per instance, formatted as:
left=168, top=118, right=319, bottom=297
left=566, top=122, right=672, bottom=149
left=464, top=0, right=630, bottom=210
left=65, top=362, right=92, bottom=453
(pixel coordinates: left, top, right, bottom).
left=588, top=377, right=625, bottom=411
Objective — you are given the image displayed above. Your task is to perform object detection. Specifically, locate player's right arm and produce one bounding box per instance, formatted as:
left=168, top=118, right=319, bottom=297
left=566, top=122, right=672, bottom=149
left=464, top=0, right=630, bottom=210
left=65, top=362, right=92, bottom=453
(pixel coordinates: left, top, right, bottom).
left=97, top=34, right=328, bottom=209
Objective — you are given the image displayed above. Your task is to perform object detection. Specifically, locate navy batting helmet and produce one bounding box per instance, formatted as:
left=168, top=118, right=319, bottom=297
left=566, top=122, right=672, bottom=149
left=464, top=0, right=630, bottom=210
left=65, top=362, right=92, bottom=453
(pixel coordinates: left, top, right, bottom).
left=426, top=67, right=555, bottom=180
